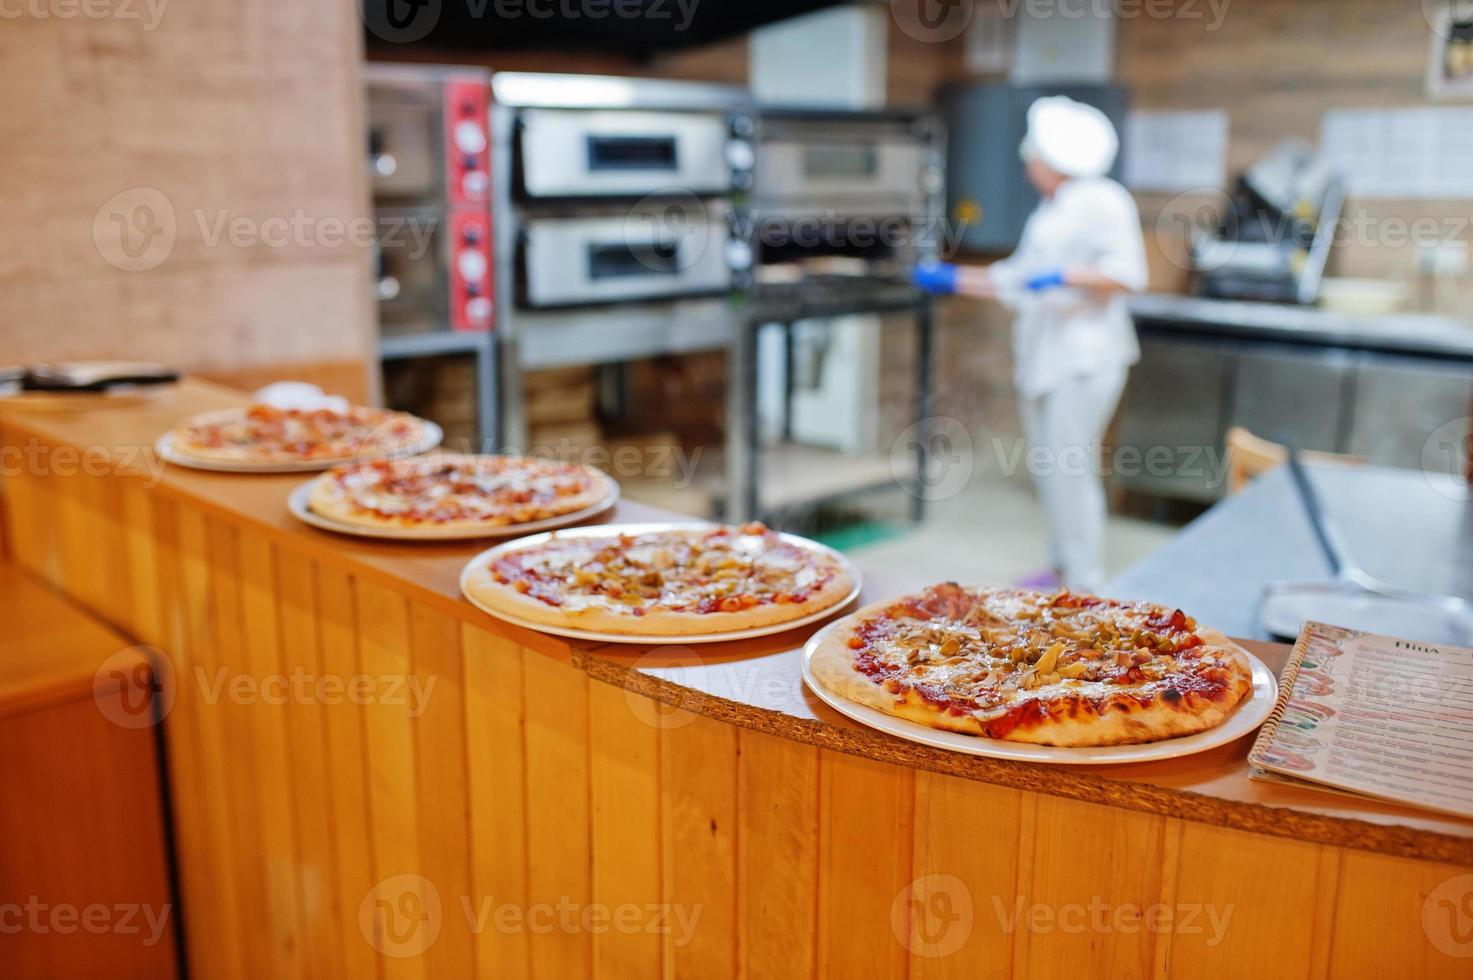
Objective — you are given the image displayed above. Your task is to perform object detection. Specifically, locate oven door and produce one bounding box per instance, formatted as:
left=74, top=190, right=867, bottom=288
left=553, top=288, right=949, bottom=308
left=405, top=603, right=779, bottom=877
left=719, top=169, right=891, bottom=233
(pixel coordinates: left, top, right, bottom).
left=757, top=131, right=926, bottom=214
left=519, top=203, right=732, bottom=307
left=367, top=88, right=443, bottom=201
left=517, top=109, right=731, bottom=199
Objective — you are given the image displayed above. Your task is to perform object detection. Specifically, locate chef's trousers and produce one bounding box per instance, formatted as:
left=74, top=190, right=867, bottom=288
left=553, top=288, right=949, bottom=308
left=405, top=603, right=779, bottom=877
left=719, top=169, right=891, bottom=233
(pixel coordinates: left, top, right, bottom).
left=1018, top=368, right=1128, bottom=592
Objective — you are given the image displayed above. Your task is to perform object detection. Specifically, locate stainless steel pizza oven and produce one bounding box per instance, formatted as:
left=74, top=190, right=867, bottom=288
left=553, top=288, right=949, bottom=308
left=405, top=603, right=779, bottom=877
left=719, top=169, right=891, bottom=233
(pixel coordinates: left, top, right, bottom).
left=491, top=72, right=756, bottom=447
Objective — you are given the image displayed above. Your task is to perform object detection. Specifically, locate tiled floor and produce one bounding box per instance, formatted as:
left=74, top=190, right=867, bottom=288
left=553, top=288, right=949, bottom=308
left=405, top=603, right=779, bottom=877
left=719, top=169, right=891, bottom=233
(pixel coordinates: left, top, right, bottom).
left=843, top=468, right=1177, bottom=590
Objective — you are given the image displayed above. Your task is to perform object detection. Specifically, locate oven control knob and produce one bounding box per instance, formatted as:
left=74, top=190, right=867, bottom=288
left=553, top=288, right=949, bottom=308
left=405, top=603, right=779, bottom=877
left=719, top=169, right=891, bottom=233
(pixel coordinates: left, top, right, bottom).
left=725, top=239, right=752, bottom=271
left=725, top=139, right=754, bottom=172
left=466, top=296, right=493, bottom=324
left=462, top=170, right=489, bottom=197
left=457, top=249, right=488, bottom=281
left=454, top=120, right=488, bottom=155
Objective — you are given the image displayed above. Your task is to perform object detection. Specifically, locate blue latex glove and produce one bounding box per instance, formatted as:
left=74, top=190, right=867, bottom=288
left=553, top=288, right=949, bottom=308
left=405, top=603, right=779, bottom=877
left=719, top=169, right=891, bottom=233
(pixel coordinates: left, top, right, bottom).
left=1025, top=269, right=1067, bottom=292
left=911, top=261, right=959, bottom=296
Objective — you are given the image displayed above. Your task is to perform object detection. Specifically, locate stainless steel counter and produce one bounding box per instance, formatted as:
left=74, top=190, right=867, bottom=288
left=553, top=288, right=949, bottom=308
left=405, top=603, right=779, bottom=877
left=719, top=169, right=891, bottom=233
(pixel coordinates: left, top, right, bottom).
left=1106, top=463, right=1473, bottom=639
left=1127, top=293, right=1473, bottom=361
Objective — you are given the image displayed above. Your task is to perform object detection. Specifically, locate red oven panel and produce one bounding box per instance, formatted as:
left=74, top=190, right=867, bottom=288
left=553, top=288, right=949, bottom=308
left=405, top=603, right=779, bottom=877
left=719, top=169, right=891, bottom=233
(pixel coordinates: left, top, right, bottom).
left=444, top=78, right=490, bottom=207
left=449, top=208, right=493, bottom=332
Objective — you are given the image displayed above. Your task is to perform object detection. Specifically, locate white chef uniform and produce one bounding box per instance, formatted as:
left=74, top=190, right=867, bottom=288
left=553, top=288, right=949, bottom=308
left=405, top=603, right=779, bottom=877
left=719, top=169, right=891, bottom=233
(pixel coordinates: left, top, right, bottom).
left=989, top=103, right=1149, bottom=591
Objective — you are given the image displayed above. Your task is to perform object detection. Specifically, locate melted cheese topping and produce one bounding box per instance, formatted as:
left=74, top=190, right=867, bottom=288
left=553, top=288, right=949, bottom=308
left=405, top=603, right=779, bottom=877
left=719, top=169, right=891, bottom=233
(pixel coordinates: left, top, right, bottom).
left=492, top=523, right=838, bottom=616
left=328, top=454, right=601, bottom=524
left=182, top=404, right=421, bottom=459
left=851, top=585, right=1235, bottom=727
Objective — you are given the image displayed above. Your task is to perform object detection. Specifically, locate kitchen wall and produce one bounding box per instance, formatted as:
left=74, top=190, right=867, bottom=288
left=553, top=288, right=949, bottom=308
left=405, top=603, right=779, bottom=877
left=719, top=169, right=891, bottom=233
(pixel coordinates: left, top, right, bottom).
left=0, top=2, right=377, bottom=400
left=1120, top=0, right=1473, bottom=298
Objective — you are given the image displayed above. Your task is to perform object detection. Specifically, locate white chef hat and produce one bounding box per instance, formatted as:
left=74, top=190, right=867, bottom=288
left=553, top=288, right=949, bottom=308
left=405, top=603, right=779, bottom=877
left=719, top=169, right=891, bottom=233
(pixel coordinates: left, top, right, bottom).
left=1021, top=96, right=1119, bottom=179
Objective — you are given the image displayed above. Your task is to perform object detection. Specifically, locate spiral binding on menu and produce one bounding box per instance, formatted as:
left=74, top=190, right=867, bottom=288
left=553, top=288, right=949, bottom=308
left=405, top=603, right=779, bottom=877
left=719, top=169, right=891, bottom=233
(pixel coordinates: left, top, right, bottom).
left=1246, top=624, right=1316, bottom=768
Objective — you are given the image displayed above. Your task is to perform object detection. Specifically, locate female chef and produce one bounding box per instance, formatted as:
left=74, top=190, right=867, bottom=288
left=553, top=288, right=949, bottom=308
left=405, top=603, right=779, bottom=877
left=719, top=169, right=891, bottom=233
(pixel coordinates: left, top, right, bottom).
left=915, top=96, right=1148, bottom=592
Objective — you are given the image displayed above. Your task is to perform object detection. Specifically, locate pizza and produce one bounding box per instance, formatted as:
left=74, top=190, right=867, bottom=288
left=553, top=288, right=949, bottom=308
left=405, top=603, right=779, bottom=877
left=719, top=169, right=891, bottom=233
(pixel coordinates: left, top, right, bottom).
left=308, top=453, right=615, bottom=531
left=810, top=583, right=1253, bottom=746
left=167, top=403, right=434, bottom=467
left=462, top=522, right=856, bottom=636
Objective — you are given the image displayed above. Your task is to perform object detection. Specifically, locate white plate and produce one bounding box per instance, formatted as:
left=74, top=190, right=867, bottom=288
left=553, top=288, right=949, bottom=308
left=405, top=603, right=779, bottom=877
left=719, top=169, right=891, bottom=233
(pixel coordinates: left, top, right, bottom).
left=155, top=422, right=443, bottom=474
left=286, top=475, right=620, bottom=541
left=800, top=617, right=1278, bottom=766
left=459, top=521, right=862, bottom=645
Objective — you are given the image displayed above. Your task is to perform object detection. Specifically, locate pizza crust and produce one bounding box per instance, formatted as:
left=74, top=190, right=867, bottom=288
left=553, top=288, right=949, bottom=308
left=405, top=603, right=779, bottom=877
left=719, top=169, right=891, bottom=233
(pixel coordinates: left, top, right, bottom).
left=462, top=531, right=857, bottom=637
left=808, top=595, right=1254, bottom=747
left=306, top=455, right=615, bottom=531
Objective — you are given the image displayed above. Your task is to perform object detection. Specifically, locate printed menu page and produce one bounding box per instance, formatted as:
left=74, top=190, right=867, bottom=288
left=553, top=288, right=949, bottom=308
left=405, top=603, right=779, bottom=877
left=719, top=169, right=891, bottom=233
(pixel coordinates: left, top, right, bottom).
left=1248, top=622, right=1473, bottom=819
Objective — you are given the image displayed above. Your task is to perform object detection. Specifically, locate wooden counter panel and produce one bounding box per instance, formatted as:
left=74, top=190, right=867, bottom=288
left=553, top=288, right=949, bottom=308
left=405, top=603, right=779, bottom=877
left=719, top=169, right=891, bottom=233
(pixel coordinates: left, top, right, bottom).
left=5, top=385, right=1473, bottom=978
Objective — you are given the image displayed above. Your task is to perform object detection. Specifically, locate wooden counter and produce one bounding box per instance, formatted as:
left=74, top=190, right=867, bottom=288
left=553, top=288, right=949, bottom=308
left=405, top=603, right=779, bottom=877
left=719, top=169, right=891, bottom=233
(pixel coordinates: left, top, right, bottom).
left=3, top=379, right=1470, bottom=979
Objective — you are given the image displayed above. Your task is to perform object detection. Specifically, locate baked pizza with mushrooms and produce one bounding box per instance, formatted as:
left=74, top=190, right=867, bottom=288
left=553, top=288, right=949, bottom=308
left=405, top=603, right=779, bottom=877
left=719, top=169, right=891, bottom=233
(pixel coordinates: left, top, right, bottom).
left=308, top=453, right=614, bottom=531
left=167, top=403, right=435, bottom=468
left=461, top=523, right=856, bottom=636
left=809, top=584, right=1253, bottom=746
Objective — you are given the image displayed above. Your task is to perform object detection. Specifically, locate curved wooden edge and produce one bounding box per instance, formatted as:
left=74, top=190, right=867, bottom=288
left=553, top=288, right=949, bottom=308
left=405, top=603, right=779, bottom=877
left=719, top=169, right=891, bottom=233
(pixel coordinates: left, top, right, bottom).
left=5, top=381, right=1471, bottom=867
left=581, top=649, right=1473, bottom=867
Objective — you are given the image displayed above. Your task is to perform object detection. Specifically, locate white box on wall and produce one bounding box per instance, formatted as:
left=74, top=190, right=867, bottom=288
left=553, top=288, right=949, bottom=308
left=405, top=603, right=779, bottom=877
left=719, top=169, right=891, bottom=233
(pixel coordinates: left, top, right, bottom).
left=749, top=5, right=887, bottom=108
left=1010, top=5, right=1116, bottom=84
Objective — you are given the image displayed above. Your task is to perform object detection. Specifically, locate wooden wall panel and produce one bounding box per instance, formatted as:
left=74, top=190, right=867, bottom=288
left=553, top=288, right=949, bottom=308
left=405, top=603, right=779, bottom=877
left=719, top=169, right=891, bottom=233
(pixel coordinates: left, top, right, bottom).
left=1016, top=795, right=1166, bottom=980
left=521, top=650, right=594, bottom=978
left=589, top=682, right=664, bottom=980
left=356, top=579, right=430, bottom=980
left=909, top=772, right=1024, bottom=979
left=462, top=626, right=532, bottom=979
left=409, top=602, right=476, bottom=979
left=316, top=564, right=380, bottom=979
left=737, top=729, right=820, bottom=980
left=237, top=535, right=306, bottom=978
left=1330, top=850, right=1473, bottom=980
left=277, top=556, right=347, bottom=977
left=817, top=750, right=916, bottom=979
left=173, top=506, right=246, bottom=980
left=661, top=714, right=740, bottom=978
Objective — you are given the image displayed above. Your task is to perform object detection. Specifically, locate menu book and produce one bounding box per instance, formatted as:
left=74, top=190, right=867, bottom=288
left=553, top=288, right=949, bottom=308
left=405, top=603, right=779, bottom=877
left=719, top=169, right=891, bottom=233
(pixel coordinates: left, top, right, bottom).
left=1248, top=621, right=1473, bottom=819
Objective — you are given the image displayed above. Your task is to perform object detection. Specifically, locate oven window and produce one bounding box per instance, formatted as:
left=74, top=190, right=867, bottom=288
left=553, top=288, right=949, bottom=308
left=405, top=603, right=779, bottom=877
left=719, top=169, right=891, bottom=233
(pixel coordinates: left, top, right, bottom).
left=588, top=240, right=681, bottom=278
left=802, top=144, right=878, bottom=178
left=586, top=135, right=679, bottom=171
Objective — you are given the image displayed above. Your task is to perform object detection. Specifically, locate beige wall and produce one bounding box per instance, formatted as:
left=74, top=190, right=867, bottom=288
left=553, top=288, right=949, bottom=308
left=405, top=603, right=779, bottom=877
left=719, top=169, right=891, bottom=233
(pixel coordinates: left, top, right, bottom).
left=1120, top=0, right=1473, bottom=303
left=0, top=1, right=376, bottom=399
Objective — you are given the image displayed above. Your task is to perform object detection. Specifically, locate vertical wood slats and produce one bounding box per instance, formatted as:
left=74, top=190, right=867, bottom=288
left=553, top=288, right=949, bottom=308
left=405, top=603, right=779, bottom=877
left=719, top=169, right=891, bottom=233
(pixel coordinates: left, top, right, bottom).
left=3, top=448, right=1471, bottom=980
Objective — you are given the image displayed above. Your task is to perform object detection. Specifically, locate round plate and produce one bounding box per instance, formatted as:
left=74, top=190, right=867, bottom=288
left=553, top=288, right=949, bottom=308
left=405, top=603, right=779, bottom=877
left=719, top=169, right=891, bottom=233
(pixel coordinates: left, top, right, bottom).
left=287, top=474, right=620, bottom=541
left=459, top=522, right=862, bottom=645
left=155, top=421, right=443, bottom=474
left=800, top=617, right=1277, bottom=766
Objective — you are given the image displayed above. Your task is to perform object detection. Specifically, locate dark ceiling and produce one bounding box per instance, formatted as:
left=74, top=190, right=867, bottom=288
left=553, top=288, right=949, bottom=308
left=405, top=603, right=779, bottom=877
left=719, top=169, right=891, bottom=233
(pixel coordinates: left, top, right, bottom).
left=361, top=0, right=846, bottom=55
